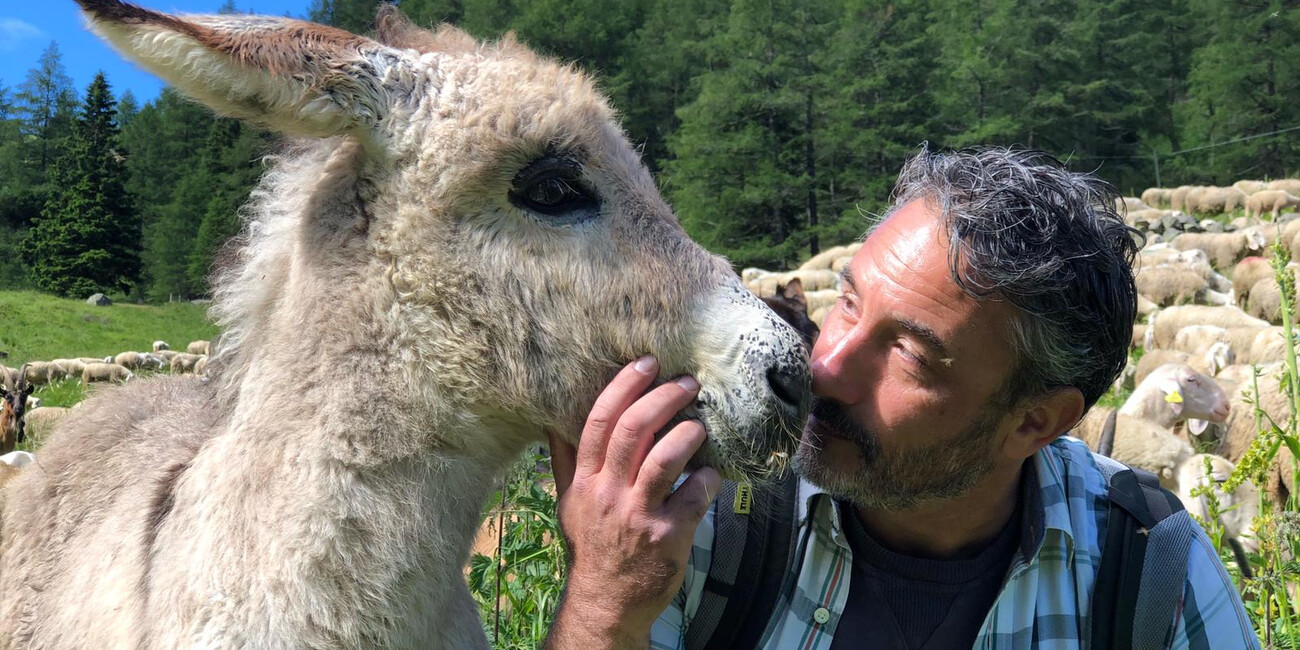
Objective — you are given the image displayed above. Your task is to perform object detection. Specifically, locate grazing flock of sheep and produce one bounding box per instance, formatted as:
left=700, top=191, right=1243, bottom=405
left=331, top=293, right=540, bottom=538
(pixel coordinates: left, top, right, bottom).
left=743, top=180, right=1300, bottom=565
left=0, top=339, right=211, bottom=451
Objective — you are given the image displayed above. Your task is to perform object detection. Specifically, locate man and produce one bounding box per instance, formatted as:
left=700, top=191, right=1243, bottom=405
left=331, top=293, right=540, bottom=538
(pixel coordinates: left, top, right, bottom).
left=545, top=148, right=1259, bottom=649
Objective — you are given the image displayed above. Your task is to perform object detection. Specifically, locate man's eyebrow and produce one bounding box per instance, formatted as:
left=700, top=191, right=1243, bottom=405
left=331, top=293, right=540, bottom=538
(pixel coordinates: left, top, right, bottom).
left=897, top=318, right=951, bottom=359
left=838, top=265, right=855, bottom=292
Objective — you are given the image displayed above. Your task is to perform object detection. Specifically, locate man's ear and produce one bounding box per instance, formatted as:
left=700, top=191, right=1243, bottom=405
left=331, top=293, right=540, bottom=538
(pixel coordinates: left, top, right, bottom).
left=1002, top=387, right=1085, bottom=460
left=75, top=0, right=423, bottom=142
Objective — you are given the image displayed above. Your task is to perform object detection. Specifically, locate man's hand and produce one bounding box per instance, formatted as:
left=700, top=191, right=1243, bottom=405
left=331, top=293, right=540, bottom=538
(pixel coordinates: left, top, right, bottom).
left=546, top=356, right=722, bottom=650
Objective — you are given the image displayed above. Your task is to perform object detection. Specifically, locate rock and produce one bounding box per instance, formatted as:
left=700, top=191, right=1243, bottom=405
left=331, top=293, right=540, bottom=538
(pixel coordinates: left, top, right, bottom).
left=86, top=293, right=112, bottom=306
left=1200, top=220, right=1224, bottom=233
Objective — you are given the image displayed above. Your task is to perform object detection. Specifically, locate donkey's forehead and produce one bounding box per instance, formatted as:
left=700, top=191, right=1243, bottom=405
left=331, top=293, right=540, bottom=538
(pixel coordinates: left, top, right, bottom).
left=417, top=52, right=615, bottom=143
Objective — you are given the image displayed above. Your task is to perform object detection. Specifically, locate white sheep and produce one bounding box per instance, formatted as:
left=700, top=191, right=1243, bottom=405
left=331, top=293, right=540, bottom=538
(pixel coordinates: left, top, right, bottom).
left=1148, top=306, right=1269, bottom=349
left=82, top=363, right=133, bottom=384
left=187, top=340, right=211, bottom=356
left=1266, top=179, right=1300, bottom=195
left=1134, top=344, right=1233, bottom=386
left=1119, top=363, right=1230, bottom=429
left=1073, top=413, right=1193, bottom=489
left=152, top=340, right=170, bottom=352
left=1246, top=189, right=1300, bottom=220
left=1170, top=231, right=1269, bottom=271
left=21, top=406, right=68, bottom=447
left=1177, top=453, right=1259, bottom=552
left=1134, top=266, right=1231, bottom=307
left=170, top=353, right=203, bottom=374
left=1233, top=180, right=1270, bottom=195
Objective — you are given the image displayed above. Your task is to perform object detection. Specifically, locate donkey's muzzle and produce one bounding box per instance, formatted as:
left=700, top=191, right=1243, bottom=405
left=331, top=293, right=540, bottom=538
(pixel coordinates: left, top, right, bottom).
left=765, top=364, right=809, bottom=416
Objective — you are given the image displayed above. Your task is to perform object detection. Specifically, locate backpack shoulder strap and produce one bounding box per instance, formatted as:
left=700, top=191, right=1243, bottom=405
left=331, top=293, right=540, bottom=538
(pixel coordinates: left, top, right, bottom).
left=1089, top=458, right=1195, bottom=650
left=685, top=471, right=799, bottom=650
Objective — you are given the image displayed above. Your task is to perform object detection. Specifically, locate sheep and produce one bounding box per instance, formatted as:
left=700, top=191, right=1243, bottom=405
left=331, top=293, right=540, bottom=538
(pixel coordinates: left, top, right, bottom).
left=1221, top=368, right=1295, bottom=506
left=1169, top=185, right=1198, bottom=212
left=1190, top=187, right=1249, bottom=215
left=830, top=256, right=853, bottom=272
left=802, top=289, right=839, bottom=314
left=152, top=340, right=170, bottom=352
left=193, top=355, right=210, bottom=376
left=810, top=304, right=831, bottom=327
left=1244, top=269, right=1300, bottom=324
left=1170, top=231, right=1268, bottom=271
left=1232, top=256, right=1273, bottom=308
left=1126, top=207, right=1173, bottom=228
left=21, top=406, right=68, bottom=448
left=1134, top=345, right=1233, bottom=386
left=747, top=269, right=840, bottom=296
left=186, top=340, right=211, bottom=356
left=75, top=357, right=107, bottom=365
left=81, top=362, right=133, bottom=384
left=18, top=362, right=57, bottom=387
left=113, top=351, right=149, bottom=371
left=1148, top=305, right=1269, bottom=349
left=1266, top=179, right=1300, bottom=195
left=1073, top=411, right=1194, bottom=489
left=1136, top=294, right=1158, bottom=320
left=1177, top=453, right=1260, bottom=552
left=49, top=359, right=87, bottom=380
left=169, top=352, right=203, bottom=374
left=1245, top=326, right=1293, bottom=364
left=1139, top=243, right=1209, bottom=267
left=1246, top=189, right=1300, bottom=220
left=797, top=245, right=853, bottom=271
left=153, top=349, right=179, bottom=364
left=1233, top=180, right=1270, bottom=195
left=1120, top=363, right=1231, bottom=429
left=1131, top=322, right=1148, bottom=348
left=1141, top=187, right=1172, bottom=208
left=1134, top=267, right=1231, bottom=307
left=1116, top=196, right=1150, bottom=213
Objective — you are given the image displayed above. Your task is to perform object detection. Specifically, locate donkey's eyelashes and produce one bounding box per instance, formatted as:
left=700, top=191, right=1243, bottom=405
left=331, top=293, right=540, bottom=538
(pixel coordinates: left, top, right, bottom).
left=509, top=156, right=600, bottom=225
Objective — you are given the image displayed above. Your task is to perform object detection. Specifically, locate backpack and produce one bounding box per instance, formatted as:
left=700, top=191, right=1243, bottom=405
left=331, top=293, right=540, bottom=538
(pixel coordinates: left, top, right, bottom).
left=685, top=459, right=1195, bottom=650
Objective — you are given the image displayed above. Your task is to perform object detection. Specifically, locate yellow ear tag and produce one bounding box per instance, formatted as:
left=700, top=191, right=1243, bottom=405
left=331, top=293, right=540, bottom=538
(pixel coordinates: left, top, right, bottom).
left=1165, top=389, right=1183, bottom=404
left=733, top=483, right=753, bottom=515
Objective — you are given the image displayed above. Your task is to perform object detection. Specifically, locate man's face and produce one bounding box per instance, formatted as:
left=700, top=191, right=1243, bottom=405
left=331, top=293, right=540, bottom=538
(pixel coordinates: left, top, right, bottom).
left=794, top=199, right=1023, bottom=510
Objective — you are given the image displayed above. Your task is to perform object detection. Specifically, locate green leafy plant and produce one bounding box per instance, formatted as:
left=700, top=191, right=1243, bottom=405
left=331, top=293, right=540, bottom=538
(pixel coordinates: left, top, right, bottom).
left=468, top=450, right=567, bottom=649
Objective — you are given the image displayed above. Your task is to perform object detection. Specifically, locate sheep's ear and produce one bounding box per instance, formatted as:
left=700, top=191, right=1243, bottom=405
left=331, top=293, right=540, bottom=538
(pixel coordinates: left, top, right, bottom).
left=75, top=0, right=420, bottom=140
left=1160, top=379, right=1185, bottom=416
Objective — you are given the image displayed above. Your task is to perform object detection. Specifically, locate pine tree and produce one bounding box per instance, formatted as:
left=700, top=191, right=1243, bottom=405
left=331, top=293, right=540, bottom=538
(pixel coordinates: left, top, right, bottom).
left=120, top=89, right=218, bottom=301
left=187, top=117, right=270, bottom=294
left=1178, top=0, right=1299, bottom=181
left=16, top=42, right=77, bottom=175
left=665, top=0, right=841, bottom=269
left=26, top=72, right=139, bottom=297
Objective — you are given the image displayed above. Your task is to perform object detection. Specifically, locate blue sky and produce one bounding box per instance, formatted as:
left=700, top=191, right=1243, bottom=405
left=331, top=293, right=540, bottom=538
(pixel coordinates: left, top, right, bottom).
left=2, top=1, right=311, bottom=106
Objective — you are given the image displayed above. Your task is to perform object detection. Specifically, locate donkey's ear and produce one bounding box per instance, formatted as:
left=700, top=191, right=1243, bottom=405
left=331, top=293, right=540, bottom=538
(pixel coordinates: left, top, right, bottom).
left=76, top=0, right=420, bottom=140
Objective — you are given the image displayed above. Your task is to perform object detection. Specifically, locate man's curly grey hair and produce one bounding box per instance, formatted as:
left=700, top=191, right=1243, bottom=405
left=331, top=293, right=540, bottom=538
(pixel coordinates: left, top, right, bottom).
left=887, top=146, right=1142, bottom=411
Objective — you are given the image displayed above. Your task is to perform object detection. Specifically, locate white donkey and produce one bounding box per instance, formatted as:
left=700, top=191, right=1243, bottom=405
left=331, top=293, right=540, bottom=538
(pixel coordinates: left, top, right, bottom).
left=0, top=2, right=810, bottom=648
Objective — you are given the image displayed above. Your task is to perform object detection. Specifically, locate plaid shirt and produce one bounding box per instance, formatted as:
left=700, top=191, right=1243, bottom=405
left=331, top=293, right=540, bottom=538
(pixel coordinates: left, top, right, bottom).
left=650, top=436, right=1260, bottom=650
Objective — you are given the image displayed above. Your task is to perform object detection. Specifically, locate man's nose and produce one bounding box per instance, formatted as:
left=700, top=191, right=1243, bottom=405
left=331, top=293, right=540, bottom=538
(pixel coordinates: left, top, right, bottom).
left=810, top=325, right=870, bottom=403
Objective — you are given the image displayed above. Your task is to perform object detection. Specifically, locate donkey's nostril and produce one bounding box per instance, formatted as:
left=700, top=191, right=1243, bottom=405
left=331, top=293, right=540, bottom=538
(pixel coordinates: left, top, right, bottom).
left=766, top=365, right=807, bottom=412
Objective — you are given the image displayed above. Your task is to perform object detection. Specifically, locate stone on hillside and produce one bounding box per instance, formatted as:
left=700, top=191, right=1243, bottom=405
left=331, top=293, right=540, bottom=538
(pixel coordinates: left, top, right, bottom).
left=86, top=293, right=112, bottom=306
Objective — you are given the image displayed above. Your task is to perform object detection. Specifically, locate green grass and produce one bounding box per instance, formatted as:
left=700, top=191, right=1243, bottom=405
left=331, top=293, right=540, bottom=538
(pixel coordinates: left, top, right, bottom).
left=0, top=290, right=218, bottom=366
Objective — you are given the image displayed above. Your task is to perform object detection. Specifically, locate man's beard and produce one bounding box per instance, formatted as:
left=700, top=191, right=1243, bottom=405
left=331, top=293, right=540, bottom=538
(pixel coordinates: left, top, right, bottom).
left=793, top=396, right=1004, bottom=510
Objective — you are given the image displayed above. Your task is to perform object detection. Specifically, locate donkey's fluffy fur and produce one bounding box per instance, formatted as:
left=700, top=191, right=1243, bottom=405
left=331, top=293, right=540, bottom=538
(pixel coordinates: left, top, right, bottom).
left=0, top=3, right=810, bottom=648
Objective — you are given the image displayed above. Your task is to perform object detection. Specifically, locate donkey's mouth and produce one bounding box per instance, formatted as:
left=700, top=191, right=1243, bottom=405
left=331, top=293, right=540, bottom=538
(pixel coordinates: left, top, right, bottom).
left=673, top=393, right=806, bottom=484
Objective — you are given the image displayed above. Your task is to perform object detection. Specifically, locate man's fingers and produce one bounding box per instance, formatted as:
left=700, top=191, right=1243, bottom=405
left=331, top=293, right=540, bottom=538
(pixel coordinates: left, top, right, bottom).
left=663, top=466, right=722, bottom=524
left=575, top=356, right=659, bottom=477
left=633, top=419, right=707, bottom=504
left=548, top=431, right=577, bottom=499
left=604, top=377, right=701, bottom=484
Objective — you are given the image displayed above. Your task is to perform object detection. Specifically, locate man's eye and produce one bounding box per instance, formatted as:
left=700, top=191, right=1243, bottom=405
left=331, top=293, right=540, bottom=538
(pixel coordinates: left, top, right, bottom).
left=896, top=344, right=928, bottom=368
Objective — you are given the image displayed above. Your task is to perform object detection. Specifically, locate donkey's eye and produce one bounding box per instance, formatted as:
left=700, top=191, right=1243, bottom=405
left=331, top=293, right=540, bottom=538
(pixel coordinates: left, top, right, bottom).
left=510, top=156, right=599, bottom=224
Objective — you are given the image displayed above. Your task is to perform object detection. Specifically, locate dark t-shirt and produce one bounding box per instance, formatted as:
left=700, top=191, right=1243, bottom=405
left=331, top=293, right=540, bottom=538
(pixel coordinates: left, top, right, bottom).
left=827, top=500, right=1021, bottom=650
